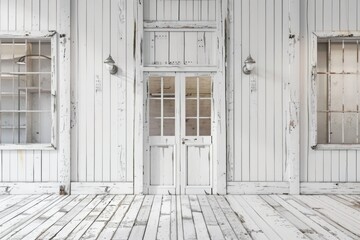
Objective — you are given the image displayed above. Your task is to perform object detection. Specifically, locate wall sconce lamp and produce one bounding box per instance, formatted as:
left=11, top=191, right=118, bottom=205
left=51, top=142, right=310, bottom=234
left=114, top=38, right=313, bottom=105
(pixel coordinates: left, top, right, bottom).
left=104, top=55, right=118, bottom=74
left=243, top=55, right=256, bottom=75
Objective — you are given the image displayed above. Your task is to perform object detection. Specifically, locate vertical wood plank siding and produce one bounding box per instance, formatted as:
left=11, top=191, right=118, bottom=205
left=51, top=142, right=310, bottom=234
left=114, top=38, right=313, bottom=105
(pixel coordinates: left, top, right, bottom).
left=226, top=0, right=286, bottom=182
left=70, top=0, right=135, bottom=183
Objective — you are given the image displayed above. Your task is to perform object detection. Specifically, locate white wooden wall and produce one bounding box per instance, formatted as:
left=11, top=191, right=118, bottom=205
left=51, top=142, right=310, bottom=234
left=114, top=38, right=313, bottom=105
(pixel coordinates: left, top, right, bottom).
left=226, top=0, right=288, bottom=184
left=0, top=0, right=61, bottom=186
left=300, top=0, right=360, bottom=184
left=70, top=0, right=135, bottom=192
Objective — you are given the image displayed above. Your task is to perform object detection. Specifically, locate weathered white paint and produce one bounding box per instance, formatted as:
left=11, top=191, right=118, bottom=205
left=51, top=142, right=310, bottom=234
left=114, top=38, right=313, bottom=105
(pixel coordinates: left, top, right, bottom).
left=70, top=0, right=135, bottom=191
left=0, top=0, right=70, bottom=194
left=226, top=0, right=287, bottom=184
left=1, top=0, right=360, bottom=195
left=300, top=0, right=360, bottom=184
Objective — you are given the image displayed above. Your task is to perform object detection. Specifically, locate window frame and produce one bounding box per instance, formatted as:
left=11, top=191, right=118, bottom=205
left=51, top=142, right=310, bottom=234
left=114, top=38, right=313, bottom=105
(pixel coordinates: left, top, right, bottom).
left=0, top=31, right=57, bottom=150
left=311, top=31, right=360, bottom=150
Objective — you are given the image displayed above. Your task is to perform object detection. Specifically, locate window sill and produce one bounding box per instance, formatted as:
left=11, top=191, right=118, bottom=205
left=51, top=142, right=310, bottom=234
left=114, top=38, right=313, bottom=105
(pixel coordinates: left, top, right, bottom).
left=312, top=144, right=360, bottom=150
left=0, top=144, right=56, bottom=151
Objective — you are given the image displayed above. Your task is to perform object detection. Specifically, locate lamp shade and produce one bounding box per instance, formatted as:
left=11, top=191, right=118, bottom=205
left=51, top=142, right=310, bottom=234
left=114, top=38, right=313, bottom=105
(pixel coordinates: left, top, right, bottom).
left=244, top=55, right=256, bottom=71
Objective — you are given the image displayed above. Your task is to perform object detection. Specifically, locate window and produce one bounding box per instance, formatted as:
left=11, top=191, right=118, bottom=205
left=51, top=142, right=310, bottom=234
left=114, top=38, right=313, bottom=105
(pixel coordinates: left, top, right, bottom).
left=314, top=33, right=360, bottom=146
left=0, top=33, right=56, bottom=148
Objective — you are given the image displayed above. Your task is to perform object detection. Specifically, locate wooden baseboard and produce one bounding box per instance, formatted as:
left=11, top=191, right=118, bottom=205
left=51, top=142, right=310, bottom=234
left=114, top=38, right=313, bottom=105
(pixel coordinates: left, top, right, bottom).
left=300, top=182, right=360, bottom=194
left=0, top=182, right=59, bottom=194
left=227, top=182, right=290, bottom=194
left=70, top=182, right=133, bottom=194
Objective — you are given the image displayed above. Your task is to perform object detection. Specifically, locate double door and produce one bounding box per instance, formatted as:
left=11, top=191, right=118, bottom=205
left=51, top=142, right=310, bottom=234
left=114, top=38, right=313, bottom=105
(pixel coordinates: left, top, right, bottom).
left=144, top=73, right=213, bottom=194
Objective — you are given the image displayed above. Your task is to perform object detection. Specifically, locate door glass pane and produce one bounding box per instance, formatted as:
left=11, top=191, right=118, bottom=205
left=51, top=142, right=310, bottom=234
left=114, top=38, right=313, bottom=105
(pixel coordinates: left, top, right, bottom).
left=149, top=118, right=161, bottom=136
left=199, top=76, right=211, bottom=98
left=149, top=99, right=161, bottom=118
left=199, top=99, right=211, bottom=117
left=186, top=99, right=197, bottom=117
left=186, top=77, right=197, bottom=98
left=199, top=119, right=211, bottom=136
left=163, top=77, right=175, bottom=95
left=164, top=119, right=175, bottom=136
left=164, top=99, right=175, bottom=117
left=149, top=77, right=161, bottom=96
left=186, top=119, right=197, bottom=136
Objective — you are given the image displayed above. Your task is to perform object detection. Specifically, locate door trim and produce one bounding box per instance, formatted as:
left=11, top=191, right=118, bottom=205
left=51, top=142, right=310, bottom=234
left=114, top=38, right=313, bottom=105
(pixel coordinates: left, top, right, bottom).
left=143, top=72, right=223, bottom=194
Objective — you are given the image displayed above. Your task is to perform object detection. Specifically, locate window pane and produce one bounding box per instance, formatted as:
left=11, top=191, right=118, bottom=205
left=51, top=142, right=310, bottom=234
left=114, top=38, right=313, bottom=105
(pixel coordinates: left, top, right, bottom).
left=329, top=113, right=343, bottom=143
left=344, top=41, right=357, bottom=73
left=317, top=74, right=328, bottom=112
left=343, top=75, right=357, bottom=112
left=329, top=75, right=343, bottom=111
left=330, top=42, right=343, bottom=72
left=317, top=42, right=328, bottom=73
left=344, top=113, right=357, bottom=144
left=317, top=112, right=328, bottom=144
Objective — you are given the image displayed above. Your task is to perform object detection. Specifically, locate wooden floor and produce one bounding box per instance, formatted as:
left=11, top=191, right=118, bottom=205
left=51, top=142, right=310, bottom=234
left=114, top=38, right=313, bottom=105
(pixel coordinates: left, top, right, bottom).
left=0, top=195, right=360, bottom=239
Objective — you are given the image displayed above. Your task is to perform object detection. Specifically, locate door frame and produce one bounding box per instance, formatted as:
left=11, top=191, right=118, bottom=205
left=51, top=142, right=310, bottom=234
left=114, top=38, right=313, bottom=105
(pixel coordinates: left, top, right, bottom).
left=143, top=72, right=216, bottom=194
left=134, top=0, right=227, bottom=194
left=141, top=72, right=225, bottom=194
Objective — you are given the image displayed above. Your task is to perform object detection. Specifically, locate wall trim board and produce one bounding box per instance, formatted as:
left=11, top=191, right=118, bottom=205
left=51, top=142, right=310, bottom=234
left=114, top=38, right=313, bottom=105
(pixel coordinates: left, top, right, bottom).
left=227, top=182, right=290, bottom=194
left=0, top=183, right=60, bottom=194
left=71, top=182, right=133, bottom=195
left=300, top=182, right=360, bottom=194
left=56, top=0, right=71, bottom=195
left=286, top=0, right=301, bottom=194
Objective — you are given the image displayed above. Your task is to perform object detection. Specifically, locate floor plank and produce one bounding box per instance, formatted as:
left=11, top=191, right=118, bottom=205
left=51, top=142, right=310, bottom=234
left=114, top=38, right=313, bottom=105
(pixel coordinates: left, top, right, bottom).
left=0, top=194, right=359, bottom=240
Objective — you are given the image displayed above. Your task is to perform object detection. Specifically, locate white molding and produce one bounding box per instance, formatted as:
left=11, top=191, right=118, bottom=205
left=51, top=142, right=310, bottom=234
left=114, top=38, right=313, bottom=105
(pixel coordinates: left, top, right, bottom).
left=285, top=0, right=301, bottom=194
left=144, top=21, right=217, bottom=30
left=314, top=31, right=360, bottom=38
left=134, top=0, right=144, bottom=194
left=0, top=31, right=56, bottom=38
left=0, top=183, right=59, bottom=194
left=300, top=182, right=360, bottom=194
left=227, top=182, right=290, bottom=195
left=71, top=182, right=133, bottom=195
left=211, top=0, right=227, bottom=195
left=56, top=0, right=71, bottom=195
left=0, top=144, right=56, bottom=150
left=313, top=144, right=360, bottom=150
left=142, top=66, right=218, bottom=72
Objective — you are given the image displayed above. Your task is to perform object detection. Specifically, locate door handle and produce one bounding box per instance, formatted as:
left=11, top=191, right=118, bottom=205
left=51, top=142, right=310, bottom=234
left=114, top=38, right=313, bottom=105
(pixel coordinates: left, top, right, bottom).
left=182, top=138, right=197, bottom=144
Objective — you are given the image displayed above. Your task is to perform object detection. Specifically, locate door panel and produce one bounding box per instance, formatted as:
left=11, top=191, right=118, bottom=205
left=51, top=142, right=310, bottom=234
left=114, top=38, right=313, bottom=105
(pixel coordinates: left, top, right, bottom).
left=150, top=145, right=175, bottom=186
left=181, top=75, right=213, bottom=194
left=186, top=145, right=211, bottom=186
left=147, top=75, right=178, bottom=194
left=145, top=73, right=213, bottom=194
